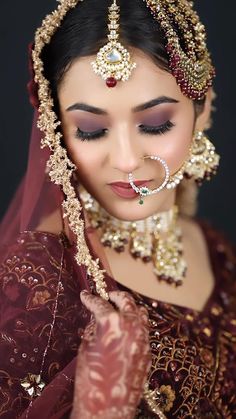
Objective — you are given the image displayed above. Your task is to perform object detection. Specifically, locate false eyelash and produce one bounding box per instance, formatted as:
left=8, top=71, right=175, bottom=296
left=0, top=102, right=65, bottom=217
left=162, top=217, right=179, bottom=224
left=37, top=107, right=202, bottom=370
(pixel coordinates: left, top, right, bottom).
left=139, top=120, right=175, bottom=135
left=76, top=127, right=108, bottom=141
left=76, top=120, right=175, bottom=142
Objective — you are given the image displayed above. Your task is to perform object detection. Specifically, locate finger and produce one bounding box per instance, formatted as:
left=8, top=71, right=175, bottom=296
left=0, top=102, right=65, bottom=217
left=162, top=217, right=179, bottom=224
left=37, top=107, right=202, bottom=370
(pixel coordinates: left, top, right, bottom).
left=82, top=318, right=96, bottom=341
left=138, top=306, right=149, bottom=327
left=108, top=290, right=139, bottom=313
left=80, top=290, right=114, bottom=320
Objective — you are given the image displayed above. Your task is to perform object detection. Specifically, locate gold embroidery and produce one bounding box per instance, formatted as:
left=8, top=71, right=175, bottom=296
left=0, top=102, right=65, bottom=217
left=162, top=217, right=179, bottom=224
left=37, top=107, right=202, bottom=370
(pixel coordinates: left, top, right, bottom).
left=20, top=374, right=46, bottom=397
left=31, top=0, right=109, bottom=301
left=32, top=290, right=51, bottom=306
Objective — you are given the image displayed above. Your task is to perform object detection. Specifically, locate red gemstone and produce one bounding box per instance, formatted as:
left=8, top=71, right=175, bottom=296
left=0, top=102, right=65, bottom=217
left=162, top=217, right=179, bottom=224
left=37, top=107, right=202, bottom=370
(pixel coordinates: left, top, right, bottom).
left=104, top=240, right=112, bottom=247
left=175, top=279, right=183, bottom=287
left=143, top=256, right=152, bottom=263
left=174, top=54, right=180, bottom=63
left=106, top=77, right=117, bottom=88
left=184, top=173, right=192, bottom=180
left=132, top=251, right=141, bottom=259
left=166, top=44, right=173, bottom=53
left=167, top=277, right=174, bottom=285
left=116, top=245, right=125, bottom=253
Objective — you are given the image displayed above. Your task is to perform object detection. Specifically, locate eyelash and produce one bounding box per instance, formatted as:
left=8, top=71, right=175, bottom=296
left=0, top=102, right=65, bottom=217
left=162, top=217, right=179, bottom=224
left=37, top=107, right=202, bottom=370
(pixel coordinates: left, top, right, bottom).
left=139, top=120, right=175, bottom=135
left=76, top=128, right=108, bottom=141
left=76, top=120, right=175, bottom=141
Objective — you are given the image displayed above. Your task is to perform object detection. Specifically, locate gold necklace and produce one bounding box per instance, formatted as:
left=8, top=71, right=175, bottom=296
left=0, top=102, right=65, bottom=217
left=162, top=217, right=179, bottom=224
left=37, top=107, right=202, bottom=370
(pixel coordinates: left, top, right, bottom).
left=80, top=188, right=187, bottom=287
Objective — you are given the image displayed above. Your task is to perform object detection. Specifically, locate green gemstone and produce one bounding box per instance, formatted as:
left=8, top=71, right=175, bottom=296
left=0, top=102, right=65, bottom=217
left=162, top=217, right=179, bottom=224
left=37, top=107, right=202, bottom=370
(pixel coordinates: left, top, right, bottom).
left=139, top=199, right=144, bottom=205
left=140, top=187, right=149, bottom=195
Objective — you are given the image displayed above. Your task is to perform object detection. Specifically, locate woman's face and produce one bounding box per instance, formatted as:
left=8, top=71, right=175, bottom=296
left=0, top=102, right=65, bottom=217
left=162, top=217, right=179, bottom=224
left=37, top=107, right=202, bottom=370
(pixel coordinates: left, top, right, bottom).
left=58, top=49, right=196, bottom=221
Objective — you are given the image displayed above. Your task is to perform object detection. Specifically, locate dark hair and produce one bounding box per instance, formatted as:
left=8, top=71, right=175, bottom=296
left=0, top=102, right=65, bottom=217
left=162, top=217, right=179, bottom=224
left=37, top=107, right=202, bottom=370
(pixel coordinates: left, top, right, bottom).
left=42, top=0, right=205, bottom=114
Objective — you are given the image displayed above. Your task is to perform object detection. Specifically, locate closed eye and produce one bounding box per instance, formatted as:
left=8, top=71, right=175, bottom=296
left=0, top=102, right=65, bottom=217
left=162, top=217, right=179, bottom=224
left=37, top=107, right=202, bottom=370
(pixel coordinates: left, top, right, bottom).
left=75, top=120, right=175, bottom=141
left=139, top=120, right=175, bottom=135
left=76, top=127, right=108, bottom=141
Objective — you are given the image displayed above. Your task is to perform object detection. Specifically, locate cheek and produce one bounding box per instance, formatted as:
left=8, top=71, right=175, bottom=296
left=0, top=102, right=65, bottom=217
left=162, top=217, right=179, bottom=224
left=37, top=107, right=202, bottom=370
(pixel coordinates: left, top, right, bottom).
left=61, top=119, right=106, bottom=187
left=60, top=116, right=101, bottom=177
left=169, top=129, right=192, bottom=172
left=65, top=138, right=104, bottom=183
left=150, top=123, right=193, bottom=174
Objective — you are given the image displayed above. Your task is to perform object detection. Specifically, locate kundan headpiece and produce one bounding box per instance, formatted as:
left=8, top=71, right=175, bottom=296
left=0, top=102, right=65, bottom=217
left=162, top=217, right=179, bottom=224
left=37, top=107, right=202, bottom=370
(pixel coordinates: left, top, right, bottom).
left=91, top=0, right=215, bottom=99
left=144, top=0, right=215, bottom=100
left=91, top=0, right=137, bottom=88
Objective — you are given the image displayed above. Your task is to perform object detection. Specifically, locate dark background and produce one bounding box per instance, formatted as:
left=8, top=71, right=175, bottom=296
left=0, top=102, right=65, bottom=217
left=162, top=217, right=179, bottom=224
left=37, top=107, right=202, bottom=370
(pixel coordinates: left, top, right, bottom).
left=0, top=1, right=235, bottom=243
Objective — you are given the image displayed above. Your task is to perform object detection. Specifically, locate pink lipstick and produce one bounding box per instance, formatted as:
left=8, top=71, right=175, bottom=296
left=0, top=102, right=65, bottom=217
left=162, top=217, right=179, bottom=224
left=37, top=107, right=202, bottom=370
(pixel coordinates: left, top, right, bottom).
left=109, top=180, right=150, bottom=199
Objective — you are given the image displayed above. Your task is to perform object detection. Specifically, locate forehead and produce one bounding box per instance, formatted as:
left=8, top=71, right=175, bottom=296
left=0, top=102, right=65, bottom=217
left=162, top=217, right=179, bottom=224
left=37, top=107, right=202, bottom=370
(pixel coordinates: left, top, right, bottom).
left=58, top=49, right=186, bottom=110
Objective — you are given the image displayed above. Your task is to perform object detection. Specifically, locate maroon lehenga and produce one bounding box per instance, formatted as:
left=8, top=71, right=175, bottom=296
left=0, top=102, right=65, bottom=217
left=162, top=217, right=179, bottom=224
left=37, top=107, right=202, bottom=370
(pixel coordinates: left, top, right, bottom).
left=0, top=219, right=235, bottom=418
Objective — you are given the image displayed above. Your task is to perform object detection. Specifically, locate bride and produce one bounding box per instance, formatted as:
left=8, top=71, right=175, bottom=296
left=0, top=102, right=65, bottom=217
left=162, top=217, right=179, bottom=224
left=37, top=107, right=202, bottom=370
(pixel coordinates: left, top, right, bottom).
left=0, top=0, right=235, bottom=418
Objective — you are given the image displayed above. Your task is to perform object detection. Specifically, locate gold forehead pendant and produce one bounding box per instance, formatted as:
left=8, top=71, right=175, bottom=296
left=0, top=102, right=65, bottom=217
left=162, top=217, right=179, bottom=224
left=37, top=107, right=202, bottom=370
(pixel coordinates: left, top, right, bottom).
left=91, top=0, right=137, bottom=87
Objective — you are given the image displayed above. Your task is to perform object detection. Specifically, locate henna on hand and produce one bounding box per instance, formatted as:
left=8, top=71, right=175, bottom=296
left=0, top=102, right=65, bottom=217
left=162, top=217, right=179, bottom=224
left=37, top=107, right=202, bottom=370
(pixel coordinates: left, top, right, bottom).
left=71, top=290, right=151, bottom=419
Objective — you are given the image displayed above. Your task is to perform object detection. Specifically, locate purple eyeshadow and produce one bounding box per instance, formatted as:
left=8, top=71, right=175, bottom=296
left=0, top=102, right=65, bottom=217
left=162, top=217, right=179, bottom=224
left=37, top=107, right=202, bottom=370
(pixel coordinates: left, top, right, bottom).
left=141, top=113, right=171, bottom=126
left=76, top=120, right=104, bottom=131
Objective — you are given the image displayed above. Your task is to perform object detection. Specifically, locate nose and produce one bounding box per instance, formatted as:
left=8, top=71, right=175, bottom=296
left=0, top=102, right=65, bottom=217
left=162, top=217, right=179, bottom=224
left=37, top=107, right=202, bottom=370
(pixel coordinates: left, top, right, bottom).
left=109, top=125, right=143, bottom=174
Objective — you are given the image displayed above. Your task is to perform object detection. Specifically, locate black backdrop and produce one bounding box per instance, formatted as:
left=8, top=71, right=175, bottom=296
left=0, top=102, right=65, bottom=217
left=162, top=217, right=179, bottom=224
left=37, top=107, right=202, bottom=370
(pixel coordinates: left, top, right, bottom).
left=0, top=1, right=235, bottom=243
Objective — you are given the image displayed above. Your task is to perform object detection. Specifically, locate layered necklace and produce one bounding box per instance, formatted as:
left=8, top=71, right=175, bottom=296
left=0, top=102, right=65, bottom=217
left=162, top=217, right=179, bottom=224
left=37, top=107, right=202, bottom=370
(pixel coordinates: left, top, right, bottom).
left=80, top=188, right=187, bottom=287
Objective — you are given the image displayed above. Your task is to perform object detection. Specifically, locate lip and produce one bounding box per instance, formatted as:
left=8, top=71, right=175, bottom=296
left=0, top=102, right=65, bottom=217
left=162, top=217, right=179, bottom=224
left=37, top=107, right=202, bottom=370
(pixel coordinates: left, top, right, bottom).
left=109, top=180, right=150, bottom=188
left=109, top=180, right=150, bottom=199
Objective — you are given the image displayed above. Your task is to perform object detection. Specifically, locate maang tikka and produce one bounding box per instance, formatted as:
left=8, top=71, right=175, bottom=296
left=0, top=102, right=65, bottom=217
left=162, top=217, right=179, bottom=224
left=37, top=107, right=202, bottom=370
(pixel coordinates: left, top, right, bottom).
left=91, top=0, right=137, bottom=87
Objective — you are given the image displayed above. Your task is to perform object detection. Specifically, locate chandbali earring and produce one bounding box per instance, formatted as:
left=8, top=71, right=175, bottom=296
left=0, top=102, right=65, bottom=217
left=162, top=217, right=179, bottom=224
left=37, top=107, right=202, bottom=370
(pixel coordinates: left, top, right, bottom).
left=166, top=130, right=220, bottom=189
left=91, top=0, right=136, bottom=87
left=128, top=156, right=170, bottom=205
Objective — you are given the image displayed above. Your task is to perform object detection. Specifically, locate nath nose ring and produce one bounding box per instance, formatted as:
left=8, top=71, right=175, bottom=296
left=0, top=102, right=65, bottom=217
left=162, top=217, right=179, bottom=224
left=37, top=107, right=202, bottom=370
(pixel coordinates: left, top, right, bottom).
left=128, top=156, right=170, bottom=205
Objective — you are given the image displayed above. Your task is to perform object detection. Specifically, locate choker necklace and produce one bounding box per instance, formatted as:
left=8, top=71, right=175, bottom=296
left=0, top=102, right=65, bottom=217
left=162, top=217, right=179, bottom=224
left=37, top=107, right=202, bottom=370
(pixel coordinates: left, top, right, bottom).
left=80, top=189, right=187, bottom=287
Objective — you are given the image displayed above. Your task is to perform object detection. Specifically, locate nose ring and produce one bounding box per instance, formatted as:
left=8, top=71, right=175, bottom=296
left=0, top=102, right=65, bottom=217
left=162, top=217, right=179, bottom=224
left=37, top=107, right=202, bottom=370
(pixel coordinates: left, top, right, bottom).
left=128, top=156, right=170, bottom=205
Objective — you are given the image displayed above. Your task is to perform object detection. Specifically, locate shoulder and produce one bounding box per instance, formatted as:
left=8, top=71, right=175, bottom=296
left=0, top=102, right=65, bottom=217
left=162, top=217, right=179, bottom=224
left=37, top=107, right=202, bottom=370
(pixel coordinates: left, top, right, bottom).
left=0, top=232, right=65, bottom=315
left=0, top=231, right=70, bottom=336
left=0, top=231, right=87, bottom=418
left=0, top=230, right=87, bottom=333
left=197, top=217, right=236, bottom=267
left=1, top=230, right=67, bottom=264
left=179, top=216, right=236, bottom=261
left=179, top=216, right=236, bottom=294
left=0, top=232, right=63, bottom=416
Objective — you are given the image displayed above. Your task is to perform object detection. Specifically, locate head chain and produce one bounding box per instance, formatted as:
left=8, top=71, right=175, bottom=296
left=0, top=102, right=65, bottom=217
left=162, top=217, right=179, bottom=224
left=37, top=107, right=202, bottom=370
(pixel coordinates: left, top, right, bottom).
left=144, top=0, right=215, bottom=99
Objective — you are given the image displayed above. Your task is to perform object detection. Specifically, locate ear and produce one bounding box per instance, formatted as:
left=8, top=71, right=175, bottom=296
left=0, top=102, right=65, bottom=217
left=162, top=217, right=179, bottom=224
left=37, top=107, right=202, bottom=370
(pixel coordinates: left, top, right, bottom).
left=195, top=87, right=213, bottom=131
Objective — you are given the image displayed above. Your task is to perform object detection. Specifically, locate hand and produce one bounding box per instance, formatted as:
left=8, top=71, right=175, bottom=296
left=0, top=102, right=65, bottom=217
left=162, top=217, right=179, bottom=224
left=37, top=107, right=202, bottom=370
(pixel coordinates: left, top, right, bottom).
left=71, top=290, right=151, bottom=419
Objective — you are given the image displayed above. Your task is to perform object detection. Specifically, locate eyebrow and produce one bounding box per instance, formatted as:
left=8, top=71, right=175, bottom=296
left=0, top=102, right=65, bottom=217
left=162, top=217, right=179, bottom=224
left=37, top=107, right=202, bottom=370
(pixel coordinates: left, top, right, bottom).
left=66, top=96, right=179, bottom=115
left=133, top=96, right=179, bottom=112
left=66, top=103, right=107, bottom=115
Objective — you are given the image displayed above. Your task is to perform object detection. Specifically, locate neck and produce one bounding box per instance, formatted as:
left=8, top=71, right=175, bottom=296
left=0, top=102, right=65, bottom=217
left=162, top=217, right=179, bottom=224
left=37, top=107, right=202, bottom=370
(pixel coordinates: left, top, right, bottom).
left=79, top=187, right=178, bottom=234
left=79, top=186, right=186, bottom=287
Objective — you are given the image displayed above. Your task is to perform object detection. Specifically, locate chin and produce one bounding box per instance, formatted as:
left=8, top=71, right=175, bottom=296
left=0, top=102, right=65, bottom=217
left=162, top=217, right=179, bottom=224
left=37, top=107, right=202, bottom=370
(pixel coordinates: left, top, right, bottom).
left=98, top=196, right=170, bottom=222
left=80, top=184, right=176, bottom=221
